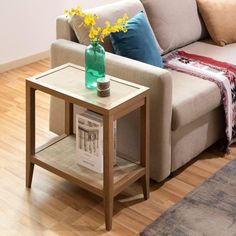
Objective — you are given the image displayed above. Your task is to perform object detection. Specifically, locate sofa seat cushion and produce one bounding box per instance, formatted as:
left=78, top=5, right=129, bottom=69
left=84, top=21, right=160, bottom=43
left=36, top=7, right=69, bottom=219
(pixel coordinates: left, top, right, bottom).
left=171, top=70, right=221, bottom=131
left=171, top=40, right=236, bottom=130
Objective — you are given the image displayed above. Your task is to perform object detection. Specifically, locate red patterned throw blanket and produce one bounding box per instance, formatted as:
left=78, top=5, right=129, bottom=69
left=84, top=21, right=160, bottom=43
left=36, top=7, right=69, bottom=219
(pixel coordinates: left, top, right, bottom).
left=164, top=51, right=236, bottom=150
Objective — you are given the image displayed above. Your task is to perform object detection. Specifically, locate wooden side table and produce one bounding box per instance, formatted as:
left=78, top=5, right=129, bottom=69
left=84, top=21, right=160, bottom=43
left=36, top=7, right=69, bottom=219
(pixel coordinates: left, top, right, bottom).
left=26, top=63, right=150, bottom=231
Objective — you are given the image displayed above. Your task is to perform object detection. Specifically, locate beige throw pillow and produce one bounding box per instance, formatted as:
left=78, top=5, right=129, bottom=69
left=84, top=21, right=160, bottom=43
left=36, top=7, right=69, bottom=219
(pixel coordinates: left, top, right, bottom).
left=69, top=0, right=162, bottom=53
left=197, top=0, right=236, bottom=46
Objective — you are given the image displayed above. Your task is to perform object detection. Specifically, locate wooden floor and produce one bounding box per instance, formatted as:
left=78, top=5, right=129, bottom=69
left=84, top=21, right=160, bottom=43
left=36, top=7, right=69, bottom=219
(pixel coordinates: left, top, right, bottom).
left=0, top=59, right=235, bottom=236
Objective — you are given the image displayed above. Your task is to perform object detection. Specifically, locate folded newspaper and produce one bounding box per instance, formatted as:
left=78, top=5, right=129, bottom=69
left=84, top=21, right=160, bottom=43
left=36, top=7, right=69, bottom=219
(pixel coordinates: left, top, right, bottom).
left=76, top=110, right=117, bottom=173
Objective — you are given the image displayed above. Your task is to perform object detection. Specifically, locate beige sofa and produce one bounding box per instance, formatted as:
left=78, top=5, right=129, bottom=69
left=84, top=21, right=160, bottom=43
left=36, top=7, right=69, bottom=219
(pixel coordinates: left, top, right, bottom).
left=50, top=0, right=234, bottom=182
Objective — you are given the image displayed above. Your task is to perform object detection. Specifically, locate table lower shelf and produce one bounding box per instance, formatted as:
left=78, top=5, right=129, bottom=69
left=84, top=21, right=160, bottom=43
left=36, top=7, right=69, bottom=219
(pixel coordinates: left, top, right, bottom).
left=32, top=135, right=145, bottom=197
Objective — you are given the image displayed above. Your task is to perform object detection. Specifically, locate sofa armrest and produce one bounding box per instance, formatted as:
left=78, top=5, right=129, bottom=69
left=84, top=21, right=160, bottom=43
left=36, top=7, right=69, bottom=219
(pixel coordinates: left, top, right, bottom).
left=56, top=15, right=78, bottom=42
left=50, top=39, right=172, bottom=181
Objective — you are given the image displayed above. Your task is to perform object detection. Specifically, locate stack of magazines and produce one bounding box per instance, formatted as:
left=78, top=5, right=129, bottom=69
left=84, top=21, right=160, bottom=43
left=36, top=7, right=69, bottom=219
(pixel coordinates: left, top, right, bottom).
left=76, top=110, right=117, bottom=173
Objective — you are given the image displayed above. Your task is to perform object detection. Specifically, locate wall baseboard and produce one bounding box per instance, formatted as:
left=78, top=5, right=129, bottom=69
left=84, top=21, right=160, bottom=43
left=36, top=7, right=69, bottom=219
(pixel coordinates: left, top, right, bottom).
left=0, top=50, right=50, bottom=73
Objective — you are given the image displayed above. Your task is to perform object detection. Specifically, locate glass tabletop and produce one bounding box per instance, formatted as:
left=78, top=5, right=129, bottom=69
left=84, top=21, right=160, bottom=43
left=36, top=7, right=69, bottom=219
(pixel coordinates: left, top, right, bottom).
left=28, top=64, right=148, bottom=110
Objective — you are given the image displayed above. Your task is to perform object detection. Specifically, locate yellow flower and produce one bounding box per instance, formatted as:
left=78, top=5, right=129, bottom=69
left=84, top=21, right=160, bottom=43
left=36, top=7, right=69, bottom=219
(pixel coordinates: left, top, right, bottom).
left=64, top=5, right=129, bottom=42
left=80, top=12, right=86, bottom=18
left=89, top=28, right=95, bottom=39
left=123, top=13, right=128, bottom=20
left=102, top=28, right=110, bottom=35
left=105, top=21, right=111, bottom=28
left=84, top=14, right=96, bottom=26
left=117, top=18, right=123, bottom=24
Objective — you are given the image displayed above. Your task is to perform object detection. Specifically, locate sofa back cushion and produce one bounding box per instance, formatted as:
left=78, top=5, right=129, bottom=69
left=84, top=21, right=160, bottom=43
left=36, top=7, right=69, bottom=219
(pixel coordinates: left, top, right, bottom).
left=69, top=0, right=162, bottom=53
left=141, top=0, right=208, bottom=54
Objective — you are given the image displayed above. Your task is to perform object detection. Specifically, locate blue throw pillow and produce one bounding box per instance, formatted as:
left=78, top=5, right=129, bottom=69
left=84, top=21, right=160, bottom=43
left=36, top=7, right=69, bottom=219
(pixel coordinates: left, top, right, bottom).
left=110, top=11, right=163, bottom=68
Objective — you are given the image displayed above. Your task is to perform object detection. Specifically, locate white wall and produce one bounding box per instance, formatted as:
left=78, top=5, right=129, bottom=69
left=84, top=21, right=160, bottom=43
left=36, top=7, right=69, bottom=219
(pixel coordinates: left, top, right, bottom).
left=0, top=0, right=120, bottom=65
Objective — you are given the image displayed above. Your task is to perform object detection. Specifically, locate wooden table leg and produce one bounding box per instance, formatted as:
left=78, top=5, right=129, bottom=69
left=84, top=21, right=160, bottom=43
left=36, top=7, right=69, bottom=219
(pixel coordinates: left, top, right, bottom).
left=140, top=95, right=150, bottom=200
left=65, top=102, right=73, bottom=135
left=103, top=114, right=114, bottom=231
left=26, top=83, right=36, bottom=188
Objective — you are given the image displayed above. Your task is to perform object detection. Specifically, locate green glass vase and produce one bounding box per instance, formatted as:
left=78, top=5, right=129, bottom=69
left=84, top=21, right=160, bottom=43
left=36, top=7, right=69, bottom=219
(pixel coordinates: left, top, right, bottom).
left=85, top=41, right=105, bottom=90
